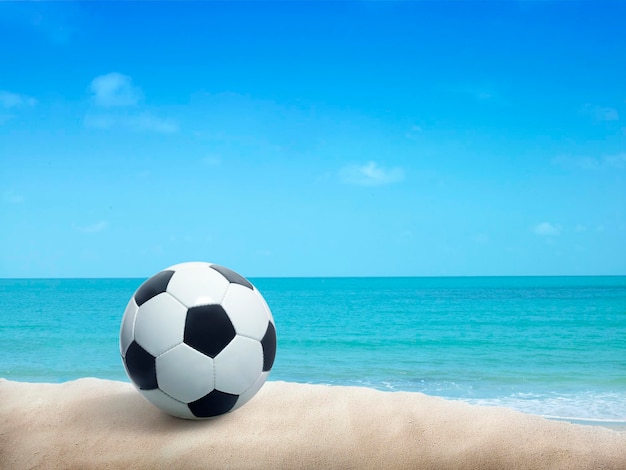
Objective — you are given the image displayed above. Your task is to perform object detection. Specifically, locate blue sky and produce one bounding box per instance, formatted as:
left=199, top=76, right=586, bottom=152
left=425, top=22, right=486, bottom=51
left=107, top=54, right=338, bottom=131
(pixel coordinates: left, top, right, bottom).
left=1, top=1, right=625, bottom=278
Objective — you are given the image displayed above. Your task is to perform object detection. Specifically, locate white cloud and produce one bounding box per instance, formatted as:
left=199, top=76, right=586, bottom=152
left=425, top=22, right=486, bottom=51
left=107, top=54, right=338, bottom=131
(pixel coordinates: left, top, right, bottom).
left=0, top=90, right=37, bottom=108
left=86, top=73, right=177, bottom=133
left=90, top=73, right=142, bottom=107
left=74, top=220, right=109, bottom=233
left=340, top=161, right=405, bottom=186
left=532, top=222, right=561, bottom=236
left=84, top=113, right=178, bottom=134
left=0, top=91, right=35, bottom=108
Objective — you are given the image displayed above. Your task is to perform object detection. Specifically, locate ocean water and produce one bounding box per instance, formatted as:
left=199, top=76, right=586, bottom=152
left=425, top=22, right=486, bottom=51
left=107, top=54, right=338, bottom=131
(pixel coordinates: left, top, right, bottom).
left=1, top=276, right=625, bottom=423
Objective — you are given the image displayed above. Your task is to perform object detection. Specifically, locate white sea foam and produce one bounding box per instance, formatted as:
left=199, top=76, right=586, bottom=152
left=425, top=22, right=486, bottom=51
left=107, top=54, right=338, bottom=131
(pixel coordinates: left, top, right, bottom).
left=462, top=391, right=626, bottom=422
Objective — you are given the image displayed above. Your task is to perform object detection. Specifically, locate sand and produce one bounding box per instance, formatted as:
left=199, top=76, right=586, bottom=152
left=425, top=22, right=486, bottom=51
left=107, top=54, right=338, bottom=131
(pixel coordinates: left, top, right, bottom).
left=1, top=378, right=625, bottom=469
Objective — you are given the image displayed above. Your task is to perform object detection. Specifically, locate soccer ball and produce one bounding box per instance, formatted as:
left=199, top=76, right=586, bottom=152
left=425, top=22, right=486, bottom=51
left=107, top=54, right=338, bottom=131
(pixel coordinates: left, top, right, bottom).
left=119, top=262, right=277, bottom=419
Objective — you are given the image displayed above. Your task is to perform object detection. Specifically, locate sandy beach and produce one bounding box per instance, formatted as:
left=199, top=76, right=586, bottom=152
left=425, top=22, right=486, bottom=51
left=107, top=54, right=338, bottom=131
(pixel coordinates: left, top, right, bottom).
left=1, top=378, right=625, bottom=469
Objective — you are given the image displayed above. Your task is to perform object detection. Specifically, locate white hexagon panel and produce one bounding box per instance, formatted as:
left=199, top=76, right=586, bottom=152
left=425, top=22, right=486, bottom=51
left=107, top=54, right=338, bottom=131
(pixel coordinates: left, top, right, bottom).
left=222, top=283, right=271, bottom=340
left=213, top=336, right=263, bottom=395
left=156, top=343, right=215, bottom=403
left=134, top=293, right=187, bottom=357
left=166, top=263, right=230, bottom=308
left=141, top=388, right=196, bottom=420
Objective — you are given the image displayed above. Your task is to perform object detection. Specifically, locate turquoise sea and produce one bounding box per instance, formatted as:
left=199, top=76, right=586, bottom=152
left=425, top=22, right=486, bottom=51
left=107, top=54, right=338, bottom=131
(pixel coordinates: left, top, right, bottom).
left=1, top=276, right=625, bottom=423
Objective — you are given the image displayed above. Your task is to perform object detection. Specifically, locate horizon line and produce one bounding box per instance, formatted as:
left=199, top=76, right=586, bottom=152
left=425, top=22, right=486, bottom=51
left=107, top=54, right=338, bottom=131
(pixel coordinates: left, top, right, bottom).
left=1, top=274, right=625, bottom=281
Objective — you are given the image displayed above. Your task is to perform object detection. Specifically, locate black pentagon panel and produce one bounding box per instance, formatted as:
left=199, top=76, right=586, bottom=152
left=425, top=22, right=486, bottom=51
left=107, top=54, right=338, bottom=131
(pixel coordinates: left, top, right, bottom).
left=209, top=264, right=253, bottom=290
left=123, top=341, right=158, bottom=390
left=261, top=322, right=277, bottom=372
left=184, top=304, right=236, bottom=358
left=134, top=270, right=175, bottom=306
left=188, top=390, right=239, bottom=418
